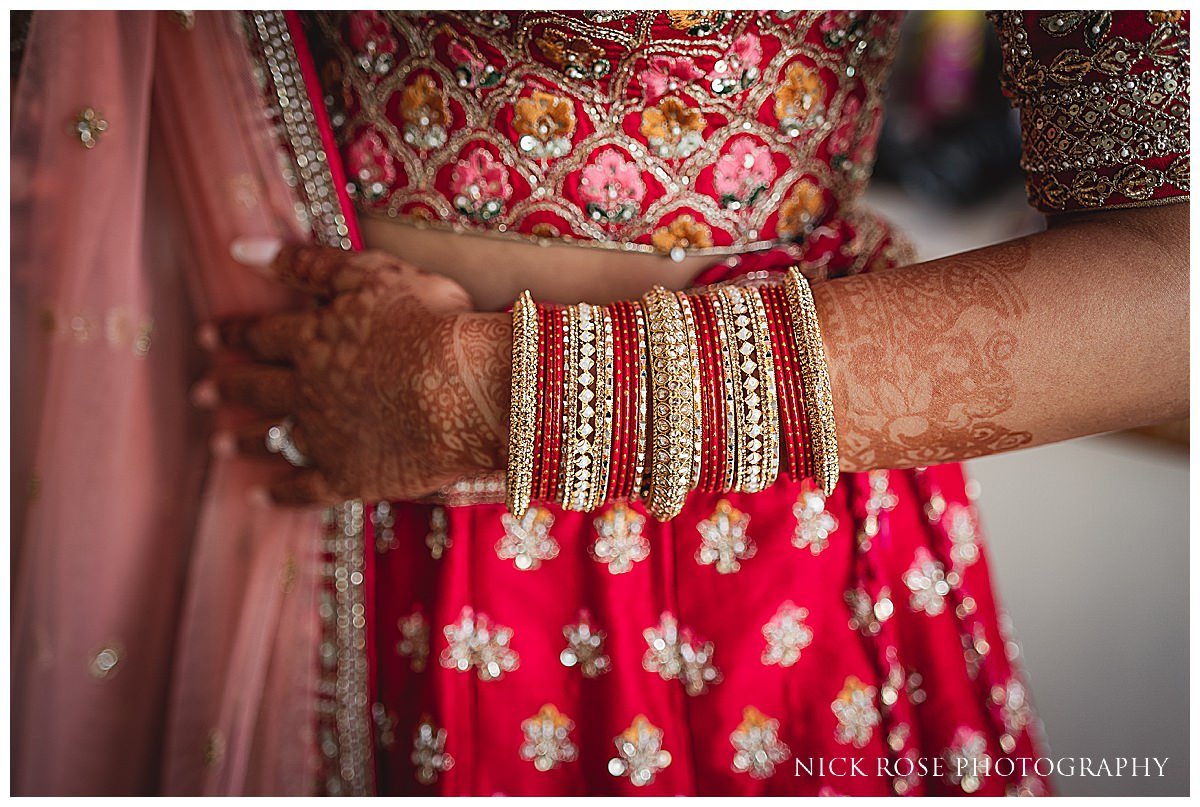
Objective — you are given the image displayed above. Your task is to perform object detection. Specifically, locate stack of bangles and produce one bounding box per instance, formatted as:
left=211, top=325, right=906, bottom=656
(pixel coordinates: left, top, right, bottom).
left=506, top=267, right=838, bottom=522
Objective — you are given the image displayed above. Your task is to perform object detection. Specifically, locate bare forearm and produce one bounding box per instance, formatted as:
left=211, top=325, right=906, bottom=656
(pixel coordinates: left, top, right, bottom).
left=462, top=203, right=1188, bottom=474
left=814, top=202, right=1189, bottom=472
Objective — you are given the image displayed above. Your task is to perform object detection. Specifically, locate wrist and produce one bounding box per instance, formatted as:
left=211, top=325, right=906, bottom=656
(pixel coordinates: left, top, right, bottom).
left=444, top=311, right=513, bottom=472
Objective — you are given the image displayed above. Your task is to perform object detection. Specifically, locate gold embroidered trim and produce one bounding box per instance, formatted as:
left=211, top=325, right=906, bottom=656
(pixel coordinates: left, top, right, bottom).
left=990, top=10, right=1190, bottom=212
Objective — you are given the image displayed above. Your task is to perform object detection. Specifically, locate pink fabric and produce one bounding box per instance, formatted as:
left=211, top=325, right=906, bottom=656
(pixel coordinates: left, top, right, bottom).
left=12, top=11, right=325, bottom=795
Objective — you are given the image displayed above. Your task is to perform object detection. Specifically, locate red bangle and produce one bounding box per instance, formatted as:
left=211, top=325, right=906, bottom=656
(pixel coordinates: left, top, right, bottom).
left=541, top=305, right=565, bottom=502
left=690, top=289, right=724, bottom=492
left=763, top=282, right=811, bottom=480
left=607, top=300, right=631, bottom=499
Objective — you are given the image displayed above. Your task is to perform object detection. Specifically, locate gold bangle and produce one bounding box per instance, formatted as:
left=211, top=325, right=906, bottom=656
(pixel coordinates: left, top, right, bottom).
left=505, top=290, right=539, bottom=516
left=676, top=292, right=704, bottom=492
left=747, top=285, right=782, bottom=490
left=785, top=267, right=840, bottom=496
left=642, top=286, right=696, bottom=521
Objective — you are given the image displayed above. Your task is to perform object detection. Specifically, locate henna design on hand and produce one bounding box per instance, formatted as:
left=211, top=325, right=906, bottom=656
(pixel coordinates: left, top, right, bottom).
left=815, top=238, right=1034, bottom=470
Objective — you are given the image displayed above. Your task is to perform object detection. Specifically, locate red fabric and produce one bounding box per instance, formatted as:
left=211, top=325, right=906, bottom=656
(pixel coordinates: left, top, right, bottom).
left=366, top=221, right=1056, bottom=795
left=293, top=11, right=1067, bottom=796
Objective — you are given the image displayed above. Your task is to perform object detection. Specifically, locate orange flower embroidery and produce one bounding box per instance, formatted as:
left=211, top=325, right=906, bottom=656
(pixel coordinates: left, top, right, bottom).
left=536, top=30, right=610, bottom=80
left=777, top=180, right=825, bottom=238
left=666, top=10, right=731, bottom=36
left=400, top=75, right=449, bottom=150
left=640, top=96, right=706, bottom=159
left=651, top=214, right=713, bottom=259
left=774, top=62, right=826, bottom=136
left=514, top=90, right=576, bottom=159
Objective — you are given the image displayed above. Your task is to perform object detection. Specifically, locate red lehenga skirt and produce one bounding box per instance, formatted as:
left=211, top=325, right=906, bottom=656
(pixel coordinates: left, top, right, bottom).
left=356, top=218, right=1055, bottom=797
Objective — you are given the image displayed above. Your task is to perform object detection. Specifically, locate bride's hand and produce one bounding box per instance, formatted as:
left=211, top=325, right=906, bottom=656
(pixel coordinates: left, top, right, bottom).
left=202, top=244, right=512, bottom=505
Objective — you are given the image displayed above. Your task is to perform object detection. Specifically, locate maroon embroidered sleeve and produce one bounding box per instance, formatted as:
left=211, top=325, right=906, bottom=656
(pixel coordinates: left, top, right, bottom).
left=989, top=11, right=1189, bottom=213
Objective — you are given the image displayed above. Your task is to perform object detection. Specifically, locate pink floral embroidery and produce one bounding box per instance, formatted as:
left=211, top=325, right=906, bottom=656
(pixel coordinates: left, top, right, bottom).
left=825, top=96, right=864, bottom=165
left=579, top=150, right=646, bottom=223
left=713, top=138, right=776, bottom=209
left=448, top=40, right=501, bottom=89
left=450, top=149, right=512, bottom=220
left=709, top=33, right=762, bottom=94
left=638, top=55, right=704, bottom=101
left=347, top=129, right=397, bottom=201
left=347, top=11, right=397, bottom=77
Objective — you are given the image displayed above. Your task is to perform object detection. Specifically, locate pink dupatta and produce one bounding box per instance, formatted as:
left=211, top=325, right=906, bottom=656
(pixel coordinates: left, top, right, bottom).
left=12, top=11, right=359, bottom=794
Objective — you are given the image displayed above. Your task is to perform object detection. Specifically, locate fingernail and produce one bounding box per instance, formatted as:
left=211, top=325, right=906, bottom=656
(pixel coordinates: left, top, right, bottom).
left=190, top=378, right=219, bottom=408
left=230, top=236, right=283, bottom=268
left=210, top=431, right=236, bottom=458
left=196, top=323, right=220, bottom=351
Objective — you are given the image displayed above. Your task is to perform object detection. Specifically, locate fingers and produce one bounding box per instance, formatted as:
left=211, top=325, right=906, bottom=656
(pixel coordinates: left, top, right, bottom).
left=267, top=244, right=376, bottom=296
left=218, top=311, right=318, bottom=363
left=211, top=364, right=300, bottom=416
left=269, top=469, right=340, bottom=507
left=213, top=419, right=310, bottom=460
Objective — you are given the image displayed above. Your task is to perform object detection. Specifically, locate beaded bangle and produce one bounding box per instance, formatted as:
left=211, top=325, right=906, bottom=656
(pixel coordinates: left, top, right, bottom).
left=567, top=303, right=600, bottom=511
left=543, top=306, right=564, bottom=500
left=747, top=285, right=782, bottom=491
left=785, top=267, right=840, bottom=496
left=676, top=292, right=705, bottom=492
left=505, top=290, right=538, bottom=516
left=642, top=286, right=696, bottom=521
left=631, top=302, right=650, bottom=497
left=590, top=306, right=616, bottom=511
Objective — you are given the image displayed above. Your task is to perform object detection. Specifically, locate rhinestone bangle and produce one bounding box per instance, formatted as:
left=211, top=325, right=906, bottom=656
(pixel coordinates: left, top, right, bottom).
left=785, top=267, right=840, bottom=496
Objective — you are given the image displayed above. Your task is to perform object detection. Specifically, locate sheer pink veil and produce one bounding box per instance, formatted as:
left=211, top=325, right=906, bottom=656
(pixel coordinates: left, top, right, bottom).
left=13, top=12, right=330, bottom=794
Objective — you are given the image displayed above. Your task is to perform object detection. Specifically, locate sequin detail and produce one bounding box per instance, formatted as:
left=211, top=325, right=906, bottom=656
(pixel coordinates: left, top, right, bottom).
left=761, top=601, right=813, bottom=667
left=608, top=715, right=672, bottom=786
left=439, top=606, right=519, bottom=681
left=642, top=611, right=722, bottom=696
left=696, top=499, right=757, bottom=574
left=520, top=704, right=580, bottom=771
left=497, top=506, right=559, bottom=571
left=730, top=706, right=791, bottom=779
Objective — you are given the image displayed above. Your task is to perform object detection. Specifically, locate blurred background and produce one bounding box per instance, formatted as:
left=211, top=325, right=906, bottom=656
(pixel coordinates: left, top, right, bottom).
left=868, top=11, right=1189, bottom=797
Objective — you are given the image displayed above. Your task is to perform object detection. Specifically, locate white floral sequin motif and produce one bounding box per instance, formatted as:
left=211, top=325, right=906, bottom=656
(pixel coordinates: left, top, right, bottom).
left=439, top=606, right=519, bottom=681
left=945, top=503, right=981, bottom=569
left=426, top=506, right=451, bottom=560
left=903, top=547, right=950, bottom=616
left=793, top=485, right=837, bottom=555
left=591, top=501, right=649, bottom=574
left=696, top=499, right=757, bottom=573
left=831, top=676, right=880, bottom=748
left=992, top=678, right=1033, bottom=750
left=608, top=715, right=672, bottom=786
left=944, top=726, right=991, bottom=793
left=521, top=704, right=579, bottom=771
left=761, top=601, right=813, bottom=667
left=560, top=610, right=612, bottom=677
left=642, top=611, right=722, bottom=696
left=730, top=706, right=791, bottom=779
left=845, top=585, right=894, bottom=636
left=496, top=506, right=559, bottom=571
left=412, top=718, right=454, bottom=785
left=396, top=611, right=430, bottom=672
